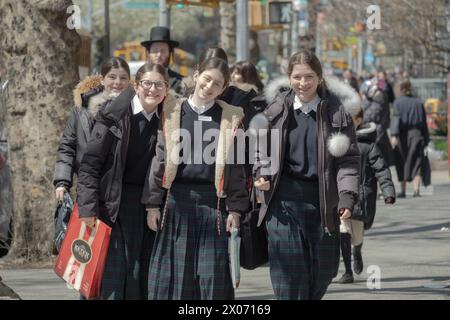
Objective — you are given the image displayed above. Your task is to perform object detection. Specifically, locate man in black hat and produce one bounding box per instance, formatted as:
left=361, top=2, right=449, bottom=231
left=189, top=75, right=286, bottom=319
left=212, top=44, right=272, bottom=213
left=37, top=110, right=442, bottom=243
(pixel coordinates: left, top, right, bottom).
left=141, top=26, right=183, bottom=92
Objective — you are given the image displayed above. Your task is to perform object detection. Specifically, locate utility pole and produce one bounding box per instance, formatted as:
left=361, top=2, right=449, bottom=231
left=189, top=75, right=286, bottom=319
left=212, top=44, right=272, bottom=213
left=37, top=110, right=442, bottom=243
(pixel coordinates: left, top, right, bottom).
left=104, top=0, right=110, bottom=58
left=236, top=0, right=249, bottom=61
left=159, top=0, right=170, bottom=28
left=291, top=8, right=299, bottom=54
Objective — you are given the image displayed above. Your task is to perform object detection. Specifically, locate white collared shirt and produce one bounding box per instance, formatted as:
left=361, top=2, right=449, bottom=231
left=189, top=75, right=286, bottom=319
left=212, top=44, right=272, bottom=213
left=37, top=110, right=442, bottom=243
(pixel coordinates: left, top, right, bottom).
left=131, top=95, right=159, bottom=122
left=293, top=94, right=321, bottom=114
left=187, top=96, right=215, bottom=115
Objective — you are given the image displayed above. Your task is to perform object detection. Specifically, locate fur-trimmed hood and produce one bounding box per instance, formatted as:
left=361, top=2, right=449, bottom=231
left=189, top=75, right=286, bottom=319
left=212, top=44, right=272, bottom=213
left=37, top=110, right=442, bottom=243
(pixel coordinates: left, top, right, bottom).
left=264, top=75, right=362, bottom=116
left=325, top=76, right=362, bottom=116
left=356, top=122, right=377, bottom=142
left=160, top=97, right=244, bottom=197
left=73, top=75, right=103, bottom=108
left=264, top=76, right=290, bottom=104
left=73, top=75, right=127, bottom=117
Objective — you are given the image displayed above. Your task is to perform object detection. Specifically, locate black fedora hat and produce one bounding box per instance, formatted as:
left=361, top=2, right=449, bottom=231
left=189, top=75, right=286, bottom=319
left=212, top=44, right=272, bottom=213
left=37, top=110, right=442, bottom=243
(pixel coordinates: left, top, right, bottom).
left=141, top=26, right=179, bottom=49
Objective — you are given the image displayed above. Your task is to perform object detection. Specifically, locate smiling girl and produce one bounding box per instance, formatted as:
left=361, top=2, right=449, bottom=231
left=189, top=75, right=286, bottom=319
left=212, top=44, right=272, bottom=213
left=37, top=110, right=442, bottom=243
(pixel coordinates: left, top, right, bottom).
left=76, top=63, right=170, bottom=299
left=253, top=50, right=360, bottom=300
left=142, top=57, right=248, bottom=300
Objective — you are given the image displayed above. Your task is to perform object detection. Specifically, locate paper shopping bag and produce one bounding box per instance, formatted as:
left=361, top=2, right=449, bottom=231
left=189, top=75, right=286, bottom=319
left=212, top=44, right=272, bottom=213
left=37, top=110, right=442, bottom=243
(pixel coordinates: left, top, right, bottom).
left=53, top=203, right=111, bottom=299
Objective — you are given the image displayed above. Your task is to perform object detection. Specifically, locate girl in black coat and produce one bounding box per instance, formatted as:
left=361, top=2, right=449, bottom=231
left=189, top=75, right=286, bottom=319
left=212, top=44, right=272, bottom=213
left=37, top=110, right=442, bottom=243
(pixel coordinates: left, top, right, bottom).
left=53, top=57, right=130, bottom=202
left=76, top=63, right=170, bottom=299
left=338, top=108, right=395, bottom=284
left=390, top=80, right=430, bottom=197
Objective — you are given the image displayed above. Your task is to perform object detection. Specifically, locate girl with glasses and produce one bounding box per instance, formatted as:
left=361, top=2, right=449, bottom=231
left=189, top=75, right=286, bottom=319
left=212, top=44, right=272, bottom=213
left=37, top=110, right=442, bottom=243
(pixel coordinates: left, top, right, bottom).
left=76, top=63, right=171, bottom=299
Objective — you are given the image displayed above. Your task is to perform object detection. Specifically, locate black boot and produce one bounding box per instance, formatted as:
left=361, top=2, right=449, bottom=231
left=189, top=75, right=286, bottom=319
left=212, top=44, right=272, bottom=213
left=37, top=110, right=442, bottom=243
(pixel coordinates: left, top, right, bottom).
left=339, top=233, right=354, bottom=283
left=353, top=244, right=364, bottom=275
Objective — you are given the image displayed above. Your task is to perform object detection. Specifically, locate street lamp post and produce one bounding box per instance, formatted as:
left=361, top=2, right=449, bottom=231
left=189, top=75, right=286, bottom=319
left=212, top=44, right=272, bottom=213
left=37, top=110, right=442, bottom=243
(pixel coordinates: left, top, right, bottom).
left=159, top=0, right=170, bottom=28
left=236, top=0, right=249, bottom=61
left=104, top=0, right=110, bottom=58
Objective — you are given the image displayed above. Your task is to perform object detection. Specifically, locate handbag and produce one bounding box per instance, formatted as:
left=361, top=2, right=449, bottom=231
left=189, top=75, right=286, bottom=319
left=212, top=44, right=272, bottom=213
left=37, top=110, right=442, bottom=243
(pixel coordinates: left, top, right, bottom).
left=54, top=203, right=111, bottom=299
left=53, top=192, right=74, bottom=254
left=239, top=189, right=269, bottom=270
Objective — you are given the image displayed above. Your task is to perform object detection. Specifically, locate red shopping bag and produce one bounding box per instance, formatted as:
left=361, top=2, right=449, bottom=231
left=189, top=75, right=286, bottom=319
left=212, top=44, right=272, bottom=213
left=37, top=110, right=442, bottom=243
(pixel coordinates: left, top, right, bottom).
left=53, top=203, right=111, bottom=299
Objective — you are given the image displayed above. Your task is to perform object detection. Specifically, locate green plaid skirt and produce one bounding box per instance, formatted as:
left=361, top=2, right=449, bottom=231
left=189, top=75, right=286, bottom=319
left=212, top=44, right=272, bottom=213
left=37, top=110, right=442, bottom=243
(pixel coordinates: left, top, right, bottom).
left=266, top=175, right=340, bottom=300
left=100, top=184, right=155, bottom=300
left=148, top=182, right=234, bottom=300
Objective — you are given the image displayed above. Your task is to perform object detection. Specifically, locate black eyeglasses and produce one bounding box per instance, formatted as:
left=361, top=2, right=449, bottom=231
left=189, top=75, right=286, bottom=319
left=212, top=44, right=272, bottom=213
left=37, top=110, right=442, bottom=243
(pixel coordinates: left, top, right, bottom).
left=139, top=80, right=168, bottom=90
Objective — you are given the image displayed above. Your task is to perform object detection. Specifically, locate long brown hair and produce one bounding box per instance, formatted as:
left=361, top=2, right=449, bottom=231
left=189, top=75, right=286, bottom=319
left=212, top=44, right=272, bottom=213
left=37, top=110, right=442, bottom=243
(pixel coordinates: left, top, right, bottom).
left=100, top=57, right=130, bottom=78
left=232, top=60, right=264, bottom=92
left=287, top=50, right=327, bottom=93
left=197, top=57, right=230, bottom=89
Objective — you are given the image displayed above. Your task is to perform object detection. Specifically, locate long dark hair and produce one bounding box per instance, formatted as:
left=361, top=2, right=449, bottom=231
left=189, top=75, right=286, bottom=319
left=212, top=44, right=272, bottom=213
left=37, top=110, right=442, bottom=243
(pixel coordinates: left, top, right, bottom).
left=198, top=46, right=228, bottom=67
left=232, top=60, right=264, bottom=92
left=100, top=57, right=130, bottom=78
left=287, top=50, right=327, bottom=93
left=197, top=57, right=230, bottom=89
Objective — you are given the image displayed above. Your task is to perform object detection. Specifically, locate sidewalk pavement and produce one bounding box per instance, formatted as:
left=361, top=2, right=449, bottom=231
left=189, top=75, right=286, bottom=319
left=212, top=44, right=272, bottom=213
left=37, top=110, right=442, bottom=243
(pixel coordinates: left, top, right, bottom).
left=1, top=170, right=449, bottom=300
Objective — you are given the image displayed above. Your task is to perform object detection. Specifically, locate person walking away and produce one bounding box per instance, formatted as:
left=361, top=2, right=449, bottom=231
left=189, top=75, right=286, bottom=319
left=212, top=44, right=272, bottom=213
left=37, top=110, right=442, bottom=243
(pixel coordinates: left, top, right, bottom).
left=390, top=80, right=430, bottom=197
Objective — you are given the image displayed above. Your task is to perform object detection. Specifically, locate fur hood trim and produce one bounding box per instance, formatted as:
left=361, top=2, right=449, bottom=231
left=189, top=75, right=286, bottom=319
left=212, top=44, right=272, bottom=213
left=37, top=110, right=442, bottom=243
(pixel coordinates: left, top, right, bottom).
left=73, top=75, right=103, bottom=108
left=327, top=132, right=351, bottom=158
left=264, top=75, right=362, bottom=117
left=357, top=122, right=376, bottom=135
left=161, top=98, right=244, bottom=197
left=264, top=76, right=290, bottom=104
left=325, top=76, right=362, bottom=117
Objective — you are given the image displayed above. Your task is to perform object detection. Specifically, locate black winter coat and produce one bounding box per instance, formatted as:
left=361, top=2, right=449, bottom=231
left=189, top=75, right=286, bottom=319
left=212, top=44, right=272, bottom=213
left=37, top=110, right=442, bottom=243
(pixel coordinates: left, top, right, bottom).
left=352, top=122, right=396, bottom=230
left=362, top=94, right=393, bottom=166
left=76, top=88, right=157, bottom=222
left=53, top=75, right=114, bottom=189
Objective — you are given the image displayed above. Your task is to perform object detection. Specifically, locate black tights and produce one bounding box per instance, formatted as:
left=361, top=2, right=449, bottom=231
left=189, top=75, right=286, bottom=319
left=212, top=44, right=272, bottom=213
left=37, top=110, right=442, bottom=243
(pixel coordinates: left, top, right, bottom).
left=340, top=232, right=352, bottom=275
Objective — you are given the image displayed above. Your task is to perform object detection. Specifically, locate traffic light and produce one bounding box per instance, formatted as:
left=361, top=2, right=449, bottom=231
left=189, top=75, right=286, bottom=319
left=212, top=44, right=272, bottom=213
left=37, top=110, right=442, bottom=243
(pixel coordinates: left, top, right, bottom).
left=249, top=0, right=264, bottom=27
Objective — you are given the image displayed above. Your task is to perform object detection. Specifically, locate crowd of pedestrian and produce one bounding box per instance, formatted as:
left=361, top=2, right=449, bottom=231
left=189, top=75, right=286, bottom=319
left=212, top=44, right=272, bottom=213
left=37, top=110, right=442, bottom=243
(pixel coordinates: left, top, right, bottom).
left=51, top=26, right=432, bottom=300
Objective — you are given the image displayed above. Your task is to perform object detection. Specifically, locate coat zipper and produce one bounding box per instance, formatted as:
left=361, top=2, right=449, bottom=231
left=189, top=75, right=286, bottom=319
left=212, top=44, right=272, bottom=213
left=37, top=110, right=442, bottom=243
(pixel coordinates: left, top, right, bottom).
left=318, top=100, right=332, bottom=236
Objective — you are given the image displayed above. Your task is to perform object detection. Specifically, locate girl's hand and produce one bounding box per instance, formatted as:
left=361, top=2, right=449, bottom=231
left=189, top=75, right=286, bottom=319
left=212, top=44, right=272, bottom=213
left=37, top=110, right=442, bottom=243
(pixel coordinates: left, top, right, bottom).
left=254, top=177, right=270, bottom=191
left=339, top=208, right=352, bottom=219
left=147, top=208, right=161, bottom=231
left=226, top=212, right=240, bottom=232
left=55, top=186, right=67, bottom=201
left=80, top=217, right=96, bottom=229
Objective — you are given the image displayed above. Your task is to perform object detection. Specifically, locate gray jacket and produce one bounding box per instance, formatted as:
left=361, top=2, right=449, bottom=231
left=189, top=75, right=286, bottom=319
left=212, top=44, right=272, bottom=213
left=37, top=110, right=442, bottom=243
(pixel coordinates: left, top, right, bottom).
left=253, top=88, right=360, bottom=233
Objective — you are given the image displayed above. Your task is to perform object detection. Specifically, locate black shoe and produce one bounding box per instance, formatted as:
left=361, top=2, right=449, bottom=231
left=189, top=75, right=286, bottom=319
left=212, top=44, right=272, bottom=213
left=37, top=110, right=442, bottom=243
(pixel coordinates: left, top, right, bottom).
left=413, top=190, right=420, bottom=197
left=397, top=192, right=406, bottom=198
left=353, top=245, right=364, bottom=275
left=338, top=273, right=354, bottom=284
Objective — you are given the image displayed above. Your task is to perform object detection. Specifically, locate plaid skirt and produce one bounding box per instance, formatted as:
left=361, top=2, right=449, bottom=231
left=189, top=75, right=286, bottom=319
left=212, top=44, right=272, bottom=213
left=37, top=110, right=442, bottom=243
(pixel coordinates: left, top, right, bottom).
left=99, top=184, right=155, bottom=300
left=148, top=182, right=234, bottom=300
left=266, top=175, right=340, bottom=300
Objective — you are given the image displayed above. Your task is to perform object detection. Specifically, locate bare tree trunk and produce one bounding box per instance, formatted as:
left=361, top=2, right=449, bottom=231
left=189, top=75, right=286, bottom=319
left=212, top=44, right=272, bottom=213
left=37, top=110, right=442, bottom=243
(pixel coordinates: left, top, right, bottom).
left=219, top=1, right=236, bottom=64
left=0, top=0, right=80, bottom=262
